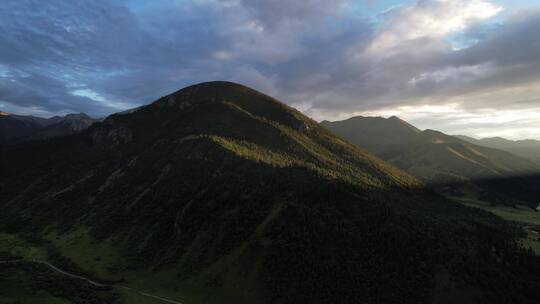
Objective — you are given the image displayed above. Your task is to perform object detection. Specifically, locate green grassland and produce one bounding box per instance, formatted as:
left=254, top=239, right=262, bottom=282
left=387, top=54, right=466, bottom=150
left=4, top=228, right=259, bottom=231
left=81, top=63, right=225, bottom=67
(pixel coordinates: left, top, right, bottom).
left=0, top=230, right=165, bottom=304
left=44, top=226, right=260, bottom=303
left=451, top=196, right=540, bottom=254
left=45, top=227, right=125, bottom=280
left=454, top=197, right=540, bottom=226
left=0, top=232, right=47, bottom=260
left=0, top=228, right=257, bottom=304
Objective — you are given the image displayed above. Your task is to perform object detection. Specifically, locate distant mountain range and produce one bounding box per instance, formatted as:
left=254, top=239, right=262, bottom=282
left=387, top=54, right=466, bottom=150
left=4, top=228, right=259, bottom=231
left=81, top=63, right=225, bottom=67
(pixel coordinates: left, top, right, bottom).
left=456, top=135, right=540, bottom=165
left=3, top=82, right=539, bottom=303
left=322, top=116, right=540, bottom=205
left=0, top=111, right=98, bottom=144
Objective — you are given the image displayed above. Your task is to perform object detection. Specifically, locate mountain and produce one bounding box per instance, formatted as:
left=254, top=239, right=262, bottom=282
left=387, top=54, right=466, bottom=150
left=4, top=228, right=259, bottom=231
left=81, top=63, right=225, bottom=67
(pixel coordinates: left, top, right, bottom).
left=0, top=112, right=98, bottom=144
left=457, top=135, right=540, bottom=165
left=0, top=112, right=50, bottom=142
left=320, top=116, right=421, bottom=156
left=2, top=82, right=540, bottom=303
left=321, top=116, right=540, bottom=204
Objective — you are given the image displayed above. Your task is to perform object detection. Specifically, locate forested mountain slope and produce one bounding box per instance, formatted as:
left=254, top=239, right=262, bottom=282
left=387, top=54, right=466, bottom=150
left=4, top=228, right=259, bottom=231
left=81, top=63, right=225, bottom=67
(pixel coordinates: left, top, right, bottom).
left=322, top=116, right=540, bottom=205
left=457, top=135, right=540, bottom=165
left=2, top=82, right=540, bottom=303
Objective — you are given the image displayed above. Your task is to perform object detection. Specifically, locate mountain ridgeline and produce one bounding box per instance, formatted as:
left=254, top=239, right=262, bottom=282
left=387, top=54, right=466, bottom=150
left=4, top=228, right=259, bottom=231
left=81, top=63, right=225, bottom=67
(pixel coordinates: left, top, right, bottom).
left=322, top=116, right=540, bottom=205
left=2, top=82, right=540, bottom=303
left=457, top=135, right=540, bottom=165
left=0, top=112, right=97, bottom=144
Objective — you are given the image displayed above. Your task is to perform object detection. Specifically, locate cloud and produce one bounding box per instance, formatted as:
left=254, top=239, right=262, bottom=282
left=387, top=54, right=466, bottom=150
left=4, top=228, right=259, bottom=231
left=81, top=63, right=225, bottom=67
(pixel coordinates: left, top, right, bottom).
left=292, top=2, right=540, bottom=120
left=237, top=0, right=349, bottom=28
left=0, top=70, right=118, bottom=116
left=0, top=0, right=539, bottom=139
left=366, top=0, right=502, bottom=56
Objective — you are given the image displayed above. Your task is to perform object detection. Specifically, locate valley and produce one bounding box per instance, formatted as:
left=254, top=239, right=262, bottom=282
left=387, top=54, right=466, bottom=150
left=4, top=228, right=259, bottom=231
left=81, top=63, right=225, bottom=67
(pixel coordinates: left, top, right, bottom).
left=449, top=196, right=540, bottom=255
left=0, top=231, right=183, bottom=304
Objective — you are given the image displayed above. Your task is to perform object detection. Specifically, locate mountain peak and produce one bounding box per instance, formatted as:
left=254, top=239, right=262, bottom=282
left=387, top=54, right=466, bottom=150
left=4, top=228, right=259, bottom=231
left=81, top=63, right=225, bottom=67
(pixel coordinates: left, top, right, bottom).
left=144, top=81, right=313, bottom=132
left=388, top=115, right=421, bottom=132
left=0, top=111, right=98, bottom=143
left=92, top=82, right=417, bottom=188
left=166, top=81, right=266, bottom=104
left=163, top=81, right=278, bottom=107
left=422, top=129, right=444, bottom=135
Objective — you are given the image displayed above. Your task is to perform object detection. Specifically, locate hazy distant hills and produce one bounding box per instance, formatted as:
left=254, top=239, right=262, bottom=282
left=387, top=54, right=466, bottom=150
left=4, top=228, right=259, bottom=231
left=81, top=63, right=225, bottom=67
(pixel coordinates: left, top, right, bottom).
left=0, top=111, right=98, bottom=144
left=457, top=135, right=540, bottom=165
left=322, top=116, right=540, bottom=204
left=2, top=82, right=540, bottom=303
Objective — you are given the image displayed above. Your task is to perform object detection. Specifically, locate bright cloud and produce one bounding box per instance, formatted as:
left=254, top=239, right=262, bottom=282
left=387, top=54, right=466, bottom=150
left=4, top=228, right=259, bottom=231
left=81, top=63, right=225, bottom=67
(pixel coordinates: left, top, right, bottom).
left=366, top=0, right=503, bottom=56
left=408, top=63, right=495, bottom=85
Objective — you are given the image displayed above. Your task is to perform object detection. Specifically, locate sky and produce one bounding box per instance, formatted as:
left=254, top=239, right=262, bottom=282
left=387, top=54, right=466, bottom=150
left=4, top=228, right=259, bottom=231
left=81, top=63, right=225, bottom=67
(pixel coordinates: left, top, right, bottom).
left=1, top=0, right=540, bottom=139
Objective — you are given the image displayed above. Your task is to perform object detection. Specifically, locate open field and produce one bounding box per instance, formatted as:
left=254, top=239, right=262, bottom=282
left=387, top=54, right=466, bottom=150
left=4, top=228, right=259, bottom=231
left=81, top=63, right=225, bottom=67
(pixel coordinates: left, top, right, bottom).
left=454, top=197, right=540, bottom=226
left=0, top=228, right=253, bottom=304
left=0, top=231, right=185, bottom=304
left=451, top=196, right=540, bottom=254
